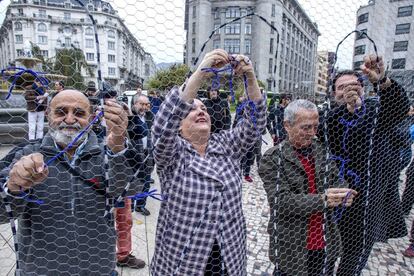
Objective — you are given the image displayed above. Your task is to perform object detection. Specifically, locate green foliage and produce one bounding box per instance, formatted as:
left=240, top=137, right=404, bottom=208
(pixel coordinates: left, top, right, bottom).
left=52, top=48, right=94, bottom=90
left=30, top=42, right=53, bottom=72
left=147, top=64, right=189, bottom=91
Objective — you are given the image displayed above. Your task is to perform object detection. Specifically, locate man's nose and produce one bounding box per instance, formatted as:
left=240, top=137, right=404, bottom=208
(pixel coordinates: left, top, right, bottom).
left=64, top=112, right=77, bottom=124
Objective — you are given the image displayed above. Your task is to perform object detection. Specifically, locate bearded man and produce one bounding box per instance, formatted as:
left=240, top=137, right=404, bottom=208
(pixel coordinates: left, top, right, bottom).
left=0, top=90, right=135, bottom=275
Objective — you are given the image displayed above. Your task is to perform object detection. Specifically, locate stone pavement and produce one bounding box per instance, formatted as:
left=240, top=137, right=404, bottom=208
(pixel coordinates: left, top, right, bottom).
left=1, top=137, right=414, bottom=275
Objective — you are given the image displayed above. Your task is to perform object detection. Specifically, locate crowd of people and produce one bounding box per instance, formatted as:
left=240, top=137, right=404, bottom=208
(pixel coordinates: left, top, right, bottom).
left=0, top=49, right=414, bottom=276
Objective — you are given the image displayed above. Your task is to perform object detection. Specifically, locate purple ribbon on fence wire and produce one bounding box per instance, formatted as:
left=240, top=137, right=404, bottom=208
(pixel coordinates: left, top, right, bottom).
left=1, top=67, right=50, bottom=100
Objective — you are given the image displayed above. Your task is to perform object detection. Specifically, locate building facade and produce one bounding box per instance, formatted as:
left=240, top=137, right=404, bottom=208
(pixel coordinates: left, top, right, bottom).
left=184, top=0, right=319, bottom=99
left=0, top=0, right=157, bottom=91
left=314, top=50, right=335, bottom=102
left=353, top=0, right=414, bottom=98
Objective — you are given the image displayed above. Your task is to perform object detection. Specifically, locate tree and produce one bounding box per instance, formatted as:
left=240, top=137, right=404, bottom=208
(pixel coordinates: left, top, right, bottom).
left=147, top=64, right=189, bottom=91
left=52, top=47, right=94, bottom=90
left=30, top=42, right=53, bottom=72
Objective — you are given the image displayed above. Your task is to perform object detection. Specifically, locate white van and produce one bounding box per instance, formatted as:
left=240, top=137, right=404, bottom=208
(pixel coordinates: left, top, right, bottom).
left=122, top=90, right=147, bottom=107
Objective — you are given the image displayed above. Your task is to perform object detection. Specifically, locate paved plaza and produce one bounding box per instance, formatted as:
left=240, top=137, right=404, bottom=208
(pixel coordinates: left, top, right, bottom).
left=0, top=137, right=414, bottom=275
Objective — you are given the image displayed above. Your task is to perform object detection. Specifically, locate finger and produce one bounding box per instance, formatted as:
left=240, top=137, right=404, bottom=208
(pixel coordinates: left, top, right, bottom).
left=32, top=167, right=48, bottom=183
left=364, top=55, right=372, bottom=69
left=30, top=153, right=45, bottom=173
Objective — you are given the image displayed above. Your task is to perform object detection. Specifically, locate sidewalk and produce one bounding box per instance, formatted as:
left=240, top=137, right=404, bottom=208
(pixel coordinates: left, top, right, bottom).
left=1, top=137, right=414, bottom=275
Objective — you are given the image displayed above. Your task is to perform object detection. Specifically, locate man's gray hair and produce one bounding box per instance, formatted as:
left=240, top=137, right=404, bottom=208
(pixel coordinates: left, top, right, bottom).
left=284, top=99, right=318, bottom=124
left=133, top=94, right=148, bottom=105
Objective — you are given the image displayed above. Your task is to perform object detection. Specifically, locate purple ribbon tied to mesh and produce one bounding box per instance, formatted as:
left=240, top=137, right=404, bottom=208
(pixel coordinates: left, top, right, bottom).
left=200, top=64, right=236, bottom=103
left=329, top=155, right=361, bottom=223
left=128, top=189, right=165, bottom=202
left=1, top=67, right=50, bottom=100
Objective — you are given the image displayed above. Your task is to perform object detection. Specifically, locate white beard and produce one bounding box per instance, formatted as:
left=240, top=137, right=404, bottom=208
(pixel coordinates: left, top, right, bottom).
left=49, top=123, right=87, bottom=147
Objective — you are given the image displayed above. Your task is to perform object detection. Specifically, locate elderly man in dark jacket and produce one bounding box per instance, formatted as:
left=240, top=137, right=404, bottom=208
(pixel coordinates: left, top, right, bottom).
left=259, top=99, right=356, bottom=276
left=322, top=55, right=409, bottom=275
left=0, top=90, right=134, bottom=275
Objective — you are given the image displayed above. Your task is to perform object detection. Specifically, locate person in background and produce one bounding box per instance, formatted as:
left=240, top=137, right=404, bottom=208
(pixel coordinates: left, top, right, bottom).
left=204, top=87, right=231, bottom=133
left=127, top=94, right=155, bottom=216
left=24, top=79, right=48, bottom=140
left=148, top=90, right=162, bottom=115
left=267, top=94, right=292, bottom=145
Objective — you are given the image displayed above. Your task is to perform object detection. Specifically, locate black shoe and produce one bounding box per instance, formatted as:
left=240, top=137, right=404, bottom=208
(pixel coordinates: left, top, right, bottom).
left=136, top=207, right=151, bottom=216
left=116, top=254, right=145, bottom=269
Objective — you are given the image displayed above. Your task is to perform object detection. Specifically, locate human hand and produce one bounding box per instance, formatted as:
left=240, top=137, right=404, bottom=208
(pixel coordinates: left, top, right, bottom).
left=196, top=49, right=230, bottom=77
left=324, top=188, right=358, bottom=208
left=230, top=54, right=255, bottom=78
left=104, top=99, right=128, bottom=153
left=361, top=54, right=385, bottom=84
left=8, top=153, right=48, bottom=193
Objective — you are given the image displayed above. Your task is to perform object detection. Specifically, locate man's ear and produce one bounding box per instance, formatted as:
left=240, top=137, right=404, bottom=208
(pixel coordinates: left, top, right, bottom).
left=283, top=121, right=290, bottom=132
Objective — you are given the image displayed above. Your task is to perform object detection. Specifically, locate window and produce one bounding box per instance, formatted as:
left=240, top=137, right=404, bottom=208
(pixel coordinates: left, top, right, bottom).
left=64, top=12, right=71, bottom=20
left=18, top=8, right=23, bottom=15
left=225, top=23, right=240, bottom=34
left=15, top=22, right=22, bottom=31
left=192, top=22, right=196, bottom=34
left=392, top=58, right=406, bottom=69
left=398, top=5, right=412, bottom=17
left=245, top=39, right=251, bottom=54
left=86, top=53, right=94, bottom=61
left=85, top=27, right=93, bottom=36
left=270, top=21, right=275, bottom=34
left=226, top=7, right=240, bottom=18
left=268, top=80, right=272, bottom=91
left=15, top=34, right=23, bottom=44
left=108, top=54, right=115, bottom=63
left=354, top=45, right=366, bottom=55
left=353, top=61, right=363, bottom=70
left=356, top=29, right=367, bottom=40
left=108, top=30, right=115, bottom=39
left=394, top=41, right=408, bottom=51
left=16, top=49, right=24, bottom=56
left=269, top=58, right=273, bottom=73
left=396, top=23, right=410, bottom=34
left=86, top=39, right=94, bottom=48
left=213, top=40, right=220, bottom=49
left=108, top=67, right=116, bottom=75
left=214, top=9, right=220, bottom=19
left=245, top=23, right=251, bottom=34
left=214, top=23, right=221, bottom=34
left=358, top=13, right=368, bottom=24
left=39, top=9, right=46, bottom=18
left=270, top=38, right=274, bottom=54
left=65, top=2, right=71, bottom=9
left=272, top=4, right=276, bottom=17
left=145, top=64, right=150, bottom=75
left=108, top=41, right=115, bottom=50
left=40, top=50, right=48, bottom=58
left=38, top=23, right=47, bottom=32
left=224, top=39, right=240, bottom=54
left=192, top=38, right=196, bottom=53
left=192, top=6, right=196, bottom=18
left=38, top=35, right=48, bottom=44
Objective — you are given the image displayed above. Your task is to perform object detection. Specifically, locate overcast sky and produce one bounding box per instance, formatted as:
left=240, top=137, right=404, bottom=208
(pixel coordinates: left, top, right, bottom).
left=0, top=0, right=369, bottom=68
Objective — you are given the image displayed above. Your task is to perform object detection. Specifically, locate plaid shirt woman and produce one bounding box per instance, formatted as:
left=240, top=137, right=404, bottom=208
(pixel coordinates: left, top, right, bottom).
left=150, top=50, right=267, bottom=276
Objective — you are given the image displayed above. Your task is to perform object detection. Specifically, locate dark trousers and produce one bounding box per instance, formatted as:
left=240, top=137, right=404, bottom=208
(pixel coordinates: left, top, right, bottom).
left=241, top=148, right=254, bottom=176
left=135, top=175, right=151, bottom=209
left=336, top=199, right=375, bottom=276
left=204, top=240, right=228, bottom=276
left=272, top=250, right=335, bottom=276
left=402, top=162, right=414, bottom=216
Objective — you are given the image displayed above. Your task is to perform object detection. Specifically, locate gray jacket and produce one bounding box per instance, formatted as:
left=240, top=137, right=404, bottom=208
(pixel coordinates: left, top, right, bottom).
left=259, top=140, right=344, bottom=276
left=0, top=133, right=134, bottom=276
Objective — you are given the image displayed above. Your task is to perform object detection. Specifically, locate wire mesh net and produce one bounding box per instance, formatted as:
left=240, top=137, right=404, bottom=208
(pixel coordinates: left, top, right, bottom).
left=0, top=0, right=414, bottom=275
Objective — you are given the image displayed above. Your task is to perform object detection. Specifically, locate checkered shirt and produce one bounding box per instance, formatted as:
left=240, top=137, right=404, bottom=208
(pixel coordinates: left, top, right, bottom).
left=150, top=87, right=266, bottom=276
